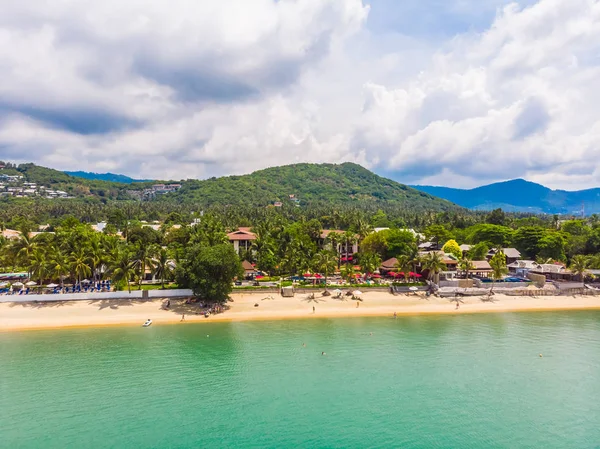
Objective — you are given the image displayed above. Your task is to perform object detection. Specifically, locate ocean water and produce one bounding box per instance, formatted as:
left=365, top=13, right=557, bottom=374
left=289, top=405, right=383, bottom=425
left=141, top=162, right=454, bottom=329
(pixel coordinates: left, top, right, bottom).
left=1, top=312, right=600, bottom=448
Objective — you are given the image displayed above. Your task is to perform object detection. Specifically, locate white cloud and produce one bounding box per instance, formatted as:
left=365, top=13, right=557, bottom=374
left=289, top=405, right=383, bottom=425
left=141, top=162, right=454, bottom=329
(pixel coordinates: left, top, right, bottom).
left=1, top=0, right=600, bottom=190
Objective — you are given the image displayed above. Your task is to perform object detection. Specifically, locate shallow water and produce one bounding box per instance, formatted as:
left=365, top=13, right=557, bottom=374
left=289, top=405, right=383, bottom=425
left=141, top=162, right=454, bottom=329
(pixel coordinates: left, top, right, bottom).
left=1, top=312, right=600, bottom=448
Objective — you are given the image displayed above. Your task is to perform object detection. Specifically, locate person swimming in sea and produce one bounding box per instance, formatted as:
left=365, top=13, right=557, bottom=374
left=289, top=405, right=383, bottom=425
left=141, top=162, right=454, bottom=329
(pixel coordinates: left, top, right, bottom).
left=321, top=352, right=326, bottom=356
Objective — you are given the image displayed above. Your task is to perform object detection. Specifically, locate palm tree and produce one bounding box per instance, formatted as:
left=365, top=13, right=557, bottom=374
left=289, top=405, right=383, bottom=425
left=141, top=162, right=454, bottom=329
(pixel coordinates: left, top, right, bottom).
left=570, top=255, right=588, bottom=282
left=153, top=247, right=174, bottom=288
left=355, top=219, right=373, bottom=241
left=134, top=243, right=157, bottom=287
left=106, top=249, right=137, bottom=293
left=49, top=248, right=71, bottom=290
left=359, top=251, right=382, bottom=277
left=458, top=256, right=475, bottom=280
left=70, top=247, right=92, bottom=285
left=29, top=248, right=48, bottom=287
left=395, top=254, right=412, bottom=282
left=421, top=252, right=447, bottom=285
left=489, top=251, right=508, bottom=293
left=312, top=250, right=337, bottom=291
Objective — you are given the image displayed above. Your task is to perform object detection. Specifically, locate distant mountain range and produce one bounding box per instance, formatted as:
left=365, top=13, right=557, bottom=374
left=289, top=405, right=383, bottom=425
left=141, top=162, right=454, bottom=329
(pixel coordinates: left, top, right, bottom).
left=412, top=179, right=600, bottom=215
left=65, top=171, right=150, bottom=183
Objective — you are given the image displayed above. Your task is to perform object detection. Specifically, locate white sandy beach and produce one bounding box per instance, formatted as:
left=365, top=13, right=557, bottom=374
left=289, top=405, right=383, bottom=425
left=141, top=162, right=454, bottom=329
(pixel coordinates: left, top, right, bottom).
left=1, top=291, right=600, bottom=331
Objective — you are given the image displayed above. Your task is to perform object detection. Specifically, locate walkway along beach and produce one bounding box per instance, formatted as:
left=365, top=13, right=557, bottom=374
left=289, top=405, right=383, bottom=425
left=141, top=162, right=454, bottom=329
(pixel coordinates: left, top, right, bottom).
left=2, top=291, right=600, bottom=331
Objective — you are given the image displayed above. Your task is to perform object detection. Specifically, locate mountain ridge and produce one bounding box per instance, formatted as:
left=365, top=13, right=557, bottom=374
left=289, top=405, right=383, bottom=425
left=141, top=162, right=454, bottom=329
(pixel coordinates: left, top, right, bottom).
left=65, top=171, right=151, bottom=183
left=412, top=179, right=600, bottom=214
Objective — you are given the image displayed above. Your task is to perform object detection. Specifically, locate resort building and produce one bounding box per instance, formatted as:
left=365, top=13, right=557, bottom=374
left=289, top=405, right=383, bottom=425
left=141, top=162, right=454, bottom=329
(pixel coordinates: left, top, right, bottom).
left=319, top=230, right=359, bottom=261
left=228, top=227, right=257, bottom=254
left=487, top=248, right=521, bottom=264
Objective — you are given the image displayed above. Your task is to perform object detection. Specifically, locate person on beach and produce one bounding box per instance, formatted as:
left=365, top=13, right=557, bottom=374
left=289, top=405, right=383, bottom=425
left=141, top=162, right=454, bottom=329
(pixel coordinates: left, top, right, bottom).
left=456, top=301, right=460, bottom=310
left=356, top=301, right=360, bottom=308
left=181, top=314, right=185, bottom=321
left=313, top=306, right=315, bottom=313
left=393, top=312, right=397, bottom=319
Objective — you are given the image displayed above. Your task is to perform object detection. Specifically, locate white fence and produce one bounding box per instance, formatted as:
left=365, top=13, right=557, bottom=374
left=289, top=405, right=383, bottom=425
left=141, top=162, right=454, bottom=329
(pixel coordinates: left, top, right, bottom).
left=0, top=289, right=194, bottom=303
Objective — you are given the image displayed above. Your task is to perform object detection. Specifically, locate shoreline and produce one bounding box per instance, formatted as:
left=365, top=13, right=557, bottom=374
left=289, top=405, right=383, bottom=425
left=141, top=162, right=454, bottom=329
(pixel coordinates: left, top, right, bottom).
left=1, top=292, right=600, bottom=332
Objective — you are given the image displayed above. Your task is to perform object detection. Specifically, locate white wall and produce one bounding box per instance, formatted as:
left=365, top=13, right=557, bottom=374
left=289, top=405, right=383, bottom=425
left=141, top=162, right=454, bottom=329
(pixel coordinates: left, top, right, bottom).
left=0, top=289, right=194, bottom=303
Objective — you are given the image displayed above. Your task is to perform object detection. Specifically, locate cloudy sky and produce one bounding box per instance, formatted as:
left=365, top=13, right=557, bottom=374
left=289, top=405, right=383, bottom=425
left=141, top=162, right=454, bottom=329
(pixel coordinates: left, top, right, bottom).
left=1, top=0, right=599, bottom=189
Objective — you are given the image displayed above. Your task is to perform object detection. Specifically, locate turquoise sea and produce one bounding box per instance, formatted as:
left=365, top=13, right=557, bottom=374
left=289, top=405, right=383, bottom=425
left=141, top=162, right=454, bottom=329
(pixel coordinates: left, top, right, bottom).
left=1, top=312, right=600, bottom=448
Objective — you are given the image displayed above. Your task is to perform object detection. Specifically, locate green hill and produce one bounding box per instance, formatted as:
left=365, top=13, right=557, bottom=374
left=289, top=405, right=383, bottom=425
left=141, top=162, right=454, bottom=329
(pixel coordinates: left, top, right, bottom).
left=2, top=161, right=458, bottom=211
left=166, top=162, right=457, bottom=210
left=0, top=162, right=130, bottom=200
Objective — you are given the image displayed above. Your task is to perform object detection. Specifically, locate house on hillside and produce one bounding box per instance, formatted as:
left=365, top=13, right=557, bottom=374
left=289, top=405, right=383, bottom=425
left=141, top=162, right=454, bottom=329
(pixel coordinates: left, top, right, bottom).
left=1, top=229, right=21, bottom=240
left=228, top=227, right=257, bottom=254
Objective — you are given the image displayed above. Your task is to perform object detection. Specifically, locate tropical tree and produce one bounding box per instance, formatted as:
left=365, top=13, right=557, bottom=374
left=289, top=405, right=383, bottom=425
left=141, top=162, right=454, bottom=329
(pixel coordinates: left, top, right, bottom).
left=421, top=252, right=446, bottom=284
left=49, top=248, right=71, bottom=289
left=175, top=243, right=242, bottom=303
left=489, top=251, right=508, bottom=293
left=153, top=247, right=174, bottom=288
left=458, top=256, right=475, bottom=279
left=359, top=251, right=382, bottom=277
left=569, top=255, right=588, bottom=282
left=394, top=254, right=412, bottom=282
left=29, top=248, right=49, bottom=287
left=106, top=249, right=137, bottom=293
left=312, top=250, right=337, bottom=290
left=69, top=247, right=92, bottom=285
left=134, top=243, right=157, bottom=287
left=442, top=239, right=462, bottom=260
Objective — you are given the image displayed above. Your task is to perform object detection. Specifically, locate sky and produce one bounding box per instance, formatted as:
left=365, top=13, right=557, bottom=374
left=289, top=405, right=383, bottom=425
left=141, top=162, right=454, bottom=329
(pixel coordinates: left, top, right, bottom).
left=1, top=0, right=599, bottom=190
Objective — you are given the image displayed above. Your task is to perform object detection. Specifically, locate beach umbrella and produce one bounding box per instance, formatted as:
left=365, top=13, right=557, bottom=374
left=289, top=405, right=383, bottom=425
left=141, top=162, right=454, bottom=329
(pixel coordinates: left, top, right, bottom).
left=409, top=286, right=419, bottom=292
left=0, top=281, right=8, bottom=287
left=47, top=283, right=59, bottom=288
left=333, top=289, right=342, bottom=295
left=25, top=281, right=37, bottom=286
left=12, top=282, right=24, bottom=287
left=353, top=290, right=363, bottom=296
left=81, top=279, right=91, bottom=283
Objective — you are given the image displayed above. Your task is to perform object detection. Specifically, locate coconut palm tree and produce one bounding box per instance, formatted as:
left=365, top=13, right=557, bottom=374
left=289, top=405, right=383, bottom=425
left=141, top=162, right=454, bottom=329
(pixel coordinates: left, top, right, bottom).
left=153, top=247, right=174, bottom=288
left=312, top=250, right=338, bottom=291
left=489, top=251, right=508, bottom=293
left=458, top=256, right=475, bottom=280
left=421, top=252, right=446, bottom=285
left=49, top=247, right=71, bottom=290
left=106, top=249, right=137, bottom=293
left=570, top=255, right=588, bottom=282
left=69, top=247, right=92, bottom=285
left=134, top=243, right=157, bottom=287
left=395, top=254, right=412, bottom=282
left=29, top=248, right=49, bottom=287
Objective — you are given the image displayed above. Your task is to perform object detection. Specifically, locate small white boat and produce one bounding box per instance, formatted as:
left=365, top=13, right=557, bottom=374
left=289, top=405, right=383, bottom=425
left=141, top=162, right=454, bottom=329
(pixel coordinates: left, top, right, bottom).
left=143, top=319, right=152, bottom=327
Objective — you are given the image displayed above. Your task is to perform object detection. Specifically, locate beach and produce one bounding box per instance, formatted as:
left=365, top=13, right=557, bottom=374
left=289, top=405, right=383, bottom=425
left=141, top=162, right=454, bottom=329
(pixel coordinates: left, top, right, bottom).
left=2, top=291, right=600, bottom=331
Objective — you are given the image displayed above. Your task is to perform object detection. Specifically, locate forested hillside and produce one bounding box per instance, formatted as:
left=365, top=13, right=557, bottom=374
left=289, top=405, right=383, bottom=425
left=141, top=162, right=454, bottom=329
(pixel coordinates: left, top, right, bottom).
left=168, top=163, right=455, bottom=210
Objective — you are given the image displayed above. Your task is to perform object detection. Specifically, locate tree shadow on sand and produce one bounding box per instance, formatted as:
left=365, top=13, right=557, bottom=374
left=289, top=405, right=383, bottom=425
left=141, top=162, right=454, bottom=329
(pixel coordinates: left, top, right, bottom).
left=8, top=300, right=76, bottom=309
left=301, top=295, right=328, bottom=304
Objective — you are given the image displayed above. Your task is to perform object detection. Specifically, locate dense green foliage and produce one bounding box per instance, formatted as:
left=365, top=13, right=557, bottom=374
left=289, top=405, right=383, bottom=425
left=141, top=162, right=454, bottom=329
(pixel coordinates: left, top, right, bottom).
left=175, top=243, right=242, bottom=303
left=161, top=162, right=456, bottom=210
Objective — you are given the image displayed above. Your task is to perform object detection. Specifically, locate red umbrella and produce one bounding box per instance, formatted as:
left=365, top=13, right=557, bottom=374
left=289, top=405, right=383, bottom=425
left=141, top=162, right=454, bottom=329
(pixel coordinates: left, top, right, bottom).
left=372, top=274, right=381, bottom=278
left=413, top=273, right=422, bottom=278
left=314, top=273, right=323, bottom=278
left=303, top=273, right=312, bottom=277
left=255, top=275, right=264, bottom=279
